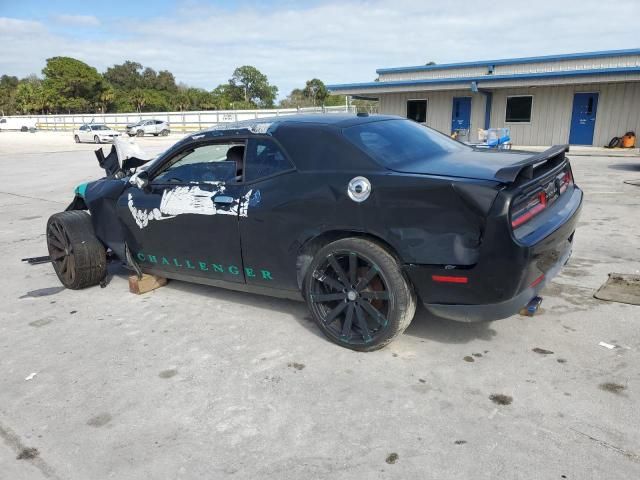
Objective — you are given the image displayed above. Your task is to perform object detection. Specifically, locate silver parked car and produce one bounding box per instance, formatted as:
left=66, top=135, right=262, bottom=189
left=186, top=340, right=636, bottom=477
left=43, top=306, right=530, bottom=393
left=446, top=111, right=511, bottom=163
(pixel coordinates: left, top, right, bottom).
left=126, top=119, right=170, bottom=137
left=73, top=124, right=120, bottom=144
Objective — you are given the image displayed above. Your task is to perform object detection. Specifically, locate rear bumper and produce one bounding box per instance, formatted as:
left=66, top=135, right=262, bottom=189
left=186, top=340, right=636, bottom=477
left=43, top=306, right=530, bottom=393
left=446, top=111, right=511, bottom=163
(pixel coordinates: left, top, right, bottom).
left=404, top=185, right=582, bottom=322
left=424, top=243, right=571, bottom=322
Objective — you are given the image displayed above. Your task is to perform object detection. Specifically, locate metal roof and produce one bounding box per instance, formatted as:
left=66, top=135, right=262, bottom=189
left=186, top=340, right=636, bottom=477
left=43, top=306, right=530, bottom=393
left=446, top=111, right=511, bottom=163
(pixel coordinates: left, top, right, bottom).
left=375, top=48, right=640, bottom=75
left=327, top=66, right=640, bottom=92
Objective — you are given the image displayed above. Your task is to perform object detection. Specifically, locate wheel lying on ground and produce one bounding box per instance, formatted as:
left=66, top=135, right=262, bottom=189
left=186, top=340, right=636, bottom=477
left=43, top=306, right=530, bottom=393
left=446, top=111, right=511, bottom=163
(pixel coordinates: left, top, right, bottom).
left=46, top=211, right=107, bottom=290
left=304, top=238, right=416, bottom=351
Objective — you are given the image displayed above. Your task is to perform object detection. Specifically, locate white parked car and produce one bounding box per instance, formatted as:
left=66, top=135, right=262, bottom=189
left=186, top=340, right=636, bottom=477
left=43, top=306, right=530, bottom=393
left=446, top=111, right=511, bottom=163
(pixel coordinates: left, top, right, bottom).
left=74, top=124, right=120, bottom=144
left=125, top=119, right=170, bottom=137
left=0, top=117, right=37, bottom=132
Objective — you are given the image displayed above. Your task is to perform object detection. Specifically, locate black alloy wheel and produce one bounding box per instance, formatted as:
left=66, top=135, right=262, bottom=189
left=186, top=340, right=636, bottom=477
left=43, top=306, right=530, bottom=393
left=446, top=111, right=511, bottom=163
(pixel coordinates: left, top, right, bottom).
left=305, top=238, right=416, bottom=351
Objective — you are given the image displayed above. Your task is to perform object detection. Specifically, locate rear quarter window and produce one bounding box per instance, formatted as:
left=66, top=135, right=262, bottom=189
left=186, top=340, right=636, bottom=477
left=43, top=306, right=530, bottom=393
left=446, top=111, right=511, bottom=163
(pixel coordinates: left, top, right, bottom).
left=343, top=119, right=468, bottom=168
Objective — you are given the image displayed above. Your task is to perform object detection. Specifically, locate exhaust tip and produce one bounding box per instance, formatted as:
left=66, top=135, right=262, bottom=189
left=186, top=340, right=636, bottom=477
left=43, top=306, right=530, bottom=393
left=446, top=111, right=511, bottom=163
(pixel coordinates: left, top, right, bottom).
left=520, top=296, right=543, bottom=317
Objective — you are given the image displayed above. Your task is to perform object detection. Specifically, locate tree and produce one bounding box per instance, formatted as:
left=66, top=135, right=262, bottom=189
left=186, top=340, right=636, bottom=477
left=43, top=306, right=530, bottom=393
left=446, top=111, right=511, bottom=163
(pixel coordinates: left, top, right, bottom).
left=129, top=88, right=148, bottom=112
left=279, top=88, right=308, bottom=108
left=0, top=75, right=19, bottom=115
left=280, top=79, right=345, bottom=109
left=155, top=70, right=177, bottom=92
left=104, top=61, right=143, bottom=90
left=42, top=57, right=104, bottom=113
left=99, top=85, right=115, bottom=113
left=303, top=78, right=328, bottom=106
left=228, top=66, right=278, bottom=108
left=173, top=90, right=191, bottom=111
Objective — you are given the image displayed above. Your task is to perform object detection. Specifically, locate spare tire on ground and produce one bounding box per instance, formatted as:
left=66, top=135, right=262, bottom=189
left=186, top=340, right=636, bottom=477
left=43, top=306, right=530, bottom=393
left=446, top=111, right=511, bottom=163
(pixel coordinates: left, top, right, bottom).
left=46, top=211, right=107, bottom=289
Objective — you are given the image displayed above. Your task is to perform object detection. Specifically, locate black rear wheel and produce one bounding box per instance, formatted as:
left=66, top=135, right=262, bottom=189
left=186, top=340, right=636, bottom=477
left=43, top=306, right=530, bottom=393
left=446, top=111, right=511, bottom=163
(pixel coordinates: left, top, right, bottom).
left=305, top=238, right=416, bottom=351
left=46, top=211, right=107, bottom=289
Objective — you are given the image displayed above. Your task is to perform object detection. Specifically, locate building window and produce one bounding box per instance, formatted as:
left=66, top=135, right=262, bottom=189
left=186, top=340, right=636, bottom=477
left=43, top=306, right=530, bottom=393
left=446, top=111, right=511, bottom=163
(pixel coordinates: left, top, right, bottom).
left=505, top=96, right=533, bottom=123
left=407, top=100, right=427, bottom=123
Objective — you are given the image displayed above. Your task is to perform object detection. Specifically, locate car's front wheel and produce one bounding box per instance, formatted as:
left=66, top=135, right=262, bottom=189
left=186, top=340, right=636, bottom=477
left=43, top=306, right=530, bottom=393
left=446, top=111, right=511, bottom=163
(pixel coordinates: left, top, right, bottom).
left=136, top=130, right=144, bottom=137
left=160, top=129, right=169, bottom=136
left=46, top=211, right=107, bottom=290
left=74, top=135, right=80, bottom=143
left=304, top=238, right=416, bottom=351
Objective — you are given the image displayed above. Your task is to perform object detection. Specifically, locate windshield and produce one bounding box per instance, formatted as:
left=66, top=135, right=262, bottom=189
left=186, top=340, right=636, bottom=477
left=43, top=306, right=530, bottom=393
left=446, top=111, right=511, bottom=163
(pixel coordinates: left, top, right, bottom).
left=343, top=119, right=469, bottom=168
left=91, top=125, right=109, bottom=131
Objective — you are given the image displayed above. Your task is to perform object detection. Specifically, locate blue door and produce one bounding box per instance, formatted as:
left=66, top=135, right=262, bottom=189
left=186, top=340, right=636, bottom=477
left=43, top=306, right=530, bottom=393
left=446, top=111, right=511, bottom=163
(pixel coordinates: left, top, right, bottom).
left=451, top=97, right=472, bottom=133
left=569, top=93, right=598, bottom=145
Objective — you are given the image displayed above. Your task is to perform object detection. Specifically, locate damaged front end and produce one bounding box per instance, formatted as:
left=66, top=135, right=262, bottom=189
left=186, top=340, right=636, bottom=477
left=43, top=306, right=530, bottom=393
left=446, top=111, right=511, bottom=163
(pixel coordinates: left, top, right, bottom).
left=65, top=137, right=154, bottom=260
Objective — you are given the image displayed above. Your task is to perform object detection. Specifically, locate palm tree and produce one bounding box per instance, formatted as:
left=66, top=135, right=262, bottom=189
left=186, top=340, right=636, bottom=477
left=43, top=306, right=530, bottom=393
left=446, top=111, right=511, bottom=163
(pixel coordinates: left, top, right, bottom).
left=99, top=86, right=115, bottom=113
left=130, top=88, right=147, bottom=113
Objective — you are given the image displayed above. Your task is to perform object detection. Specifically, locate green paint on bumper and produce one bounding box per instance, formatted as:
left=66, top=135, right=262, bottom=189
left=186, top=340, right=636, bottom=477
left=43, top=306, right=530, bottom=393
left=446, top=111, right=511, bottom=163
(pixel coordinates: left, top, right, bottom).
left=74, top=182, right=88, bottom=198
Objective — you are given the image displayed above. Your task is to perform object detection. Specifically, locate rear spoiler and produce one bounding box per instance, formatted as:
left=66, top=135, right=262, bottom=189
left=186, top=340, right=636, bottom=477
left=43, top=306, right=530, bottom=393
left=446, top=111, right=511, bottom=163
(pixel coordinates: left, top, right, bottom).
left=495, top=145, right=569, bottom=183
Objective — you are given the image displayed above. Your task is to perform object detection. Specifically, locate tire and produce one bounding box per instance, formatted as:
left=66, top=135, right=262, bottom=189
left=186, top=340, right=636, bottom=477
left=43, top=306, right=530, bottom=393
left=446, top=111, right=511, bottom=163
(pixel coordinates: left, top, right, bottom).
left=304, top=238, right=416, bottom=351
left=46, top=211, right=107, bottom=290
left=161, top=129, right=169, bottom=136
left=94, top=135, right=101, bottom=144
left=74, top=135, right=80, bottom=143
left=153, top=133, right=159, bottom=136
left=136, top=130, right=144, bottom=137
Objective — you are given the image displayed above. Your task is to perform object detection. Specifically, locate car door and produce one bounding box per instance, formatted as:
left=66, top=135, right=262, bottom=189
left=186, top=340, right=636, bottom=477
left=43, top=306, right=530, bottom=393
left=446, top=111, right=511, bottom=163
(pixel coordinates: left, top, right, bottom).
left=237, top=136, right=299, bottom=290
left=80, top=125, right=90, bottom=142
left=116, top=139, right=248, bottom=284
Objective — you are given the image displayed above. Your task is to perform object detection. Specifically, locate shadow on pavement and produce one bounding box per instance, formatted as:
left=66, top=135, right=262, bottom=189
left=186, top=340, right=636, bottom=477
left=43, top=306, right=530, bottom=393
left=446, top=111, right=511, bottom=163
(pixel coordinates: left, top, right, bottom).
left=607, top=162, right=640, bottom=172
left=404, top=304, right=497, bottom=344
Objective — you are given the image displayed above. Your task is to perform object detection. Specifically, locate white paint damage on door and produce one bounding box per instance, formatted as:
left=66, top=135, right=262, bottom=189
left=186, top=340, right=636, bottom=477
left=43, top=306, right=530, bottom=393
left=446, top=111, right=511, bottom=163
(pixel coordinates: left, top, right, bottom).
left=128, top=184, right=254, bottom=229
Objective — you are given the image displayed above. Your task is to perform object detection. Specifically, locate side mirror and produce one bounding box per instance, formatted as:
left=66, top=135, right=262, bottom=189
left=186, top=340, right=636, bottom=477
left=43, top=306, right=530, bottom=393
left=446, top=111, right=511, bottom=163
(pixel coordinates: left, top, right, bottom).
left=129, top=170, right=149, bottom=189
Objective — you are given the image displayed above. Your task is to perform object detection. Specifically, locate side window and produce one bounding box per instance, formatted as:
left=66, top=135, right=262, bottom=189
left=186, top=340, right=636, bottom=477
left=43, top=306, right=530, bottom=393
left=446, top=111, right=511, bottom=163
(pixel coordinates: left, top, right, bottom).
left=505, top=96, right=533, bottom=123
left=0, top=119, right=6, bottom=124
left=244, top=138, right=293, bottom=182
left=154, top=142, right=244, bottom=184
left=407, top=99, right=427, bottom=123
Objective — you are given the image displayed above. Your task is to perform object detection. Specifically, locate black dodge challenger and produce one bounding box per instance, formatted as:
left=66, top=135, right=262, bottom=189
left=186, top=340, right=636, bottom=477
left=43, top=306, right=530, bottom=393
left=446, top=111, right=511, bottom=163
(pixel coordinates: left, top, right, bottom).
left=47, top=114, right=582, bottom=351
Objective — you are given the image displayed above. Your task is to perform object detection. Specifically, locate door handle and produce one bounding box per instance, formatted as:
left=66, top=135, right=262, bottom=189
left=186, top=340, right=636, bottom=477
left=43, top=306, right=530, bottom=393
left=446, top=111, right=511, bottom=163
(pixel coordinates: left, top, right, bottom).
left=213, top=195, right=234, bottom=204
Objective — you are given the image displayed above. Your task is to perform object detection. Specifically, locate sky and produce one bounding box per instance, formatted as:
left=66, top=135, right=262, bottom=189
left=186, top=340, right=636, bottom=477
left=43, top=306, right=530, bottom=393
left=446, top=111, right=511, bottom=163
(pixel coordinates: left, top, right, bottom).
left=1, top=0, right=639, bottom=99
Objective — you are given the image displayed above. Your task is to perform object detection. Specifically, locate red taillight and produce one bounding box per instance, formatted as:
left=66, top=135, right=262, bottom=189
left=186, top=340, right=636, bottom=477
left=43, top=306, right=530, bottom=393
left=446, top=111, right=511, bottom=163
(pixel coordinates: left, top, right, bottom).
left=511, top=191, right=547, bottom=229
left=432, top=275, right=468, bottom=284
left=511, top=167, right=573, bottom=230
left=559, top=170, right=573, bottom=194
